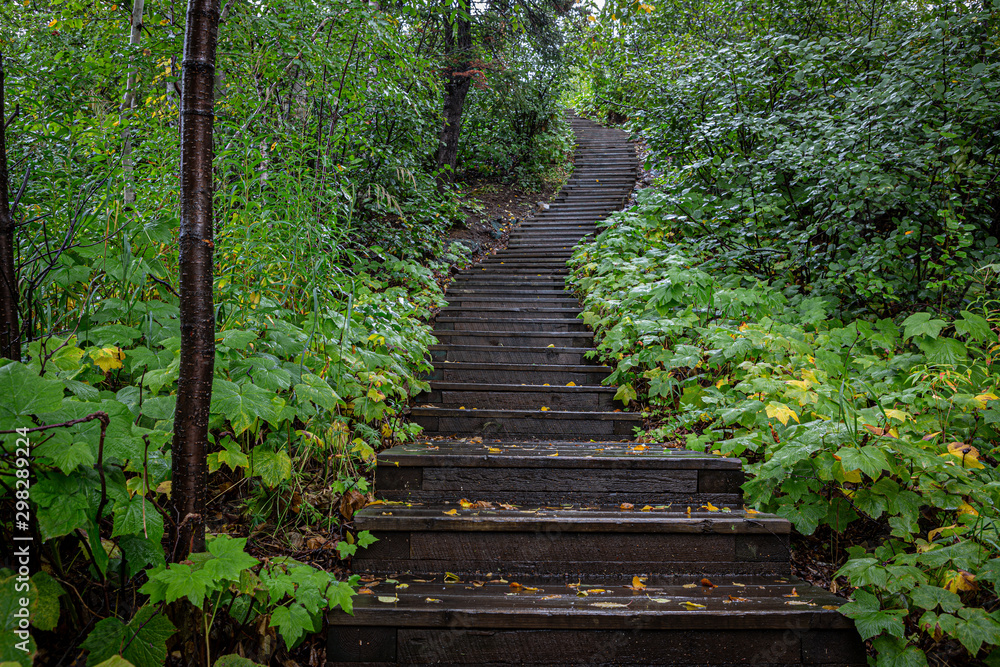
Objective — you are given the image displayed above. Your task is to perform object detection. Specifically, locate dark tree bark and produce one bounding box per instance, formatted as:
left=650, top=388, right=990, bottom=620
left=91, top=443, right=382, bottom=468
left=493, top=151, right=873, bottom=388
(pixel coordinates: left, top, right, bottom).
left=0, top=54, right=20, bottom=362
left=434, top=0, right=473, bottom=185
left=171, top=0, right=221, bottom=561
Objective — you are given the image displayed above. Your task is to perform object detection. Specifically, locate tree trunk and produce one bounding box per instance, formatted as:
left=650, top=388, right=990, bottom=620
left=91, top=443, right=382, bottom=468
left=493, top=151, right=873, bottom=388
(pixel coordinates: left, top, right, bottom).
left=434, top=0, right=472, bottom=185
left=0, top=54, right=20, bottom=362
left=171, top=0, right=220, bottom=562
left=121, top=0, right=146, bottom=206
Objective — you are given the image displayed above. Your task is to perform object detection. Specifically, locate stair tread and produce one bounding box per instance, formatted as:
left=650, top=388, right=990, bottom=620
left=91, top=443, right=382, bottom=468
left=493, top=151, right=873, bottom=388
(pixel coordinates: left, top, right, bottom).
left=410, top=407, right=642, bottom=420
left=380, top=440, right=741, bottom=469
left=331, top=575, right=850, bottom=630
left=355, top=504, right=789, bottom=534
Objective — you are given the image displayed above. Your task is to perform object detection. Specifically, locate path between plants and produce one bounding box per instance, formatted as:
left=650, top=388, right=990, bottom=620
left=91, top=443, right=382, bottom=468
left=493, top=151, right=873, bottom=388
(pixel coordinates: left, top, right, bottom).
left=326, top=113, right=865, bottom=666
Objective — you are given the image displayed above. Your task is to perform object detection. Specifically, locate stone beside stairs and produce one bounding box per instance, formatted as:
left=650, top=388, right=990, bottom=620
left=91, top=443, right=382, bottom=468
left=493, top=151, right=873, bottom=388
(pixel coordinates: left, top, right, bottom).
left=326, top=113, right=865, bottom=665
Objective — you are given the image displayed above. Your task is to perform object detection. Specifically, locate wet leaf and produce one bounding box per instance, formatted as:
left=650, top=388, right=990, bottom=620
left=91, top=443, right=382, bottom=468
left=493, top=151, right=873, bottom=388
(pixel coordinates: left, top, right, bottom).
left=424, top=598, right=442, bottom=603
left=700, top=578, right=717, bottom=588
left=377, top=596, right=398, bottom=603
left=590, top=602, right=628, bottom=608
left=680, top=602, right=707, bottom=609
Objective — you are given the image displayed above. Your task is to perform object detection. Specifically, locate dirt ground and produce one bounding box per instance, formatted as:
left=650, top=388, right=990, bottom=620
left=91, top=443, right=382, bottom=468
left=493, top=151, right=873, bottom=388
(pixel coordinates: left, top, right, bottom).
left=446, top=176, right=563, bottom=265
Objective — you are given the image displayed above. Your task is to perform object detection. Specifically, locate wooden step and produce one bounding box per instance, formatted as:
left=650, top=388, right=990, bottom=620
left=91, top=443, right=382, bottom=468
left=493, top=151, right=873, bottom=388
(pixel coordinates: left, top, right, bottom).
left=426, top=361, right=610, bottom=384
left=327, top=576, right=864, bottom=666
left=432, top=331, right=594, bottom=347
left=429, top=344, right=593, bottom=365
left=410, top=406, right=641, bottom=438
left=375, top=440, right=743, bottom=505
left=352, top=505, right=790, bottom=577
left=434, top=317, right=587, bottom=332
left=437, top=306, right=581, bottom=319
left=419, top=382, right=620, bottom=410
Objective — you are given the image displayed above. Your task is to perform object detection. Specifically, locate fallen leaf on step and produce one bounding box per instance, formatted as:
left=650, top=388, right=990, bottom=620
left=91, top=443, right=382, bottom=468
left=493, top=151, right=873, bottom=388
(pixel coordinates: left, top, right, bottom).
left=444, top=572, right=461, bottom=583
left=540, top=406, right=550, bottom=411
left=785, top=600, right=814, bottom=606
left=647, top=597, right=671, bottom=603
left=443, top=509, right=458, bottom=515
left=566, top=382, right=576, bottom=386
left=546, top=344, right=555, bottom=348
left=725, top=596, right=749, bottom=603
left=628, top=576, right=647, bottom=591
left=540, top=594, right=561, bottom=600
left=377, top=596, right=399, bottom=603
left=488, top=447, right=503, bottom=453
left=702, top=502, right=720, bottom=512
left=620, top=503, right=634, bottom=510
left=700, top=578, right=717, bottom=589
left=822, top=605, right=839, bottom=610
left=425, top=598, right=443, bottom=603
left=783, top=588, right=799, bottom=598
left=732, top=582, right=746, bottom=587
left=680, top=602, right=707, bottom=609
left=396, top=584, right=409, bottom=589
left=590, top=602, right=627, bottom=608
left=641, top=505, right=653, bottom=511
left=682, top=583, right=698, bottom=589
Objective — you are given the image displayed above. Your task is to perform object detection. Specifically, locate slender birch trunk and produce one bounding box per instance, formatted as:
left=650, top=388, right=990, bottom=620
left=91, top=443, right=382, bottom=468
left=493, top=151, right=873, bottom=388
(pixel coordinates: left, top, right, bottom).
left=121, top=0, right=145, bottom=206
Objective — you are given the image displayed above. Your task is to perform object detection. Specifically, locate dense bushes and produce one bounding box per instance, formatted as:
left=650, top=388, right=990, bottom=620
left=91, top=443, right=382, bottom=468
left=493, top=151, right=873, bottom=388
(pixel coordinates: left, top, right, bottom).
left=568, top=0, right=1000, bottom=663
left=570, top=196, right=1000, bottom=665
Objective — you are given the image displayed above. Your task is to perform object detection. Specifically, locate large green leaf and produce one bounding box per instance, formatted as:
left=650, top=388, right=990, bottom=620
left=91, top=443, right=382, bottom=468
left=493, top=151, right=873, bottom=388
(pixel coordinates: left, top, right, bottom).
left=203, top=535, right=260, bottom=581
left=250, top=447, right=292, bottom=488
left=212, top=379, right=277, bottom=435
left=901, top=312, right=945, bottom=341
left=0, top=363, right=64, bottom=418
left=111, top=495, right=165, bottom=543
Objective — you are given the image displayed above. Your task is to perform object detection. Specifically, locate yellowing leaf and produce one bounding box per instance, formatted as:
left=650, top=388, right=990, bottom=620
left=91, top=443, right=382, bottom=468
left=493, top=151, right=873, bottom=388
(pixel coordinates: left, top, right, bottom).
left=682, top=583, right=697, bottom=589
left=943, top=570, right=977, bottom=593
left=587, top=14, right=595, bottom=21
left=444, top=572, right=460, bottom=583
left=946, top=441, right=985, bottom=469
left=90, top=346, right=125, bottom=372
left=744, top=507, right=760, bottom=516
left=632, top=576, right=646, bottom=590
left=47, top=18, right=57, bottom=26
left=928, top=524, right=958, bottom=542
left=841, top=468, right=862, bottom=484
left=647, top=597, right=671, bottom=603
left=884, top=409, right=910, bottom=423
left=765, top=402, right=799, bottom=425
left=973, top=393, right=999, bottom=408
left=540, top=406, right=550, bottom=412
left=701, top=502, right=719, bottom=512
left=425, top=598, right=442, bottom=603
left=443, top=509, right=458, bottom=515
left=566, top=382, right=576, bottom=386
left=680, top=602, right=706, bottom=609
left=377, top=596, right=399, bottom=603
left=590, top=602, right=627, bottom=608
left=958, top=503, right=979, bottom=517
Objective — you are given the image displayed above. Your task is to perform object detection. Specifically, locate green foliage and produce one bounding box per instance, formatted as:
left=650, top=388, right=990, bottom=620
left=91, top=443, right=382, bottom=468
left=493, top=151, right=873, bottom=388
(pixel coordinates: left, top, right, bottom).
left=571, top=194, right=1000, bottom=663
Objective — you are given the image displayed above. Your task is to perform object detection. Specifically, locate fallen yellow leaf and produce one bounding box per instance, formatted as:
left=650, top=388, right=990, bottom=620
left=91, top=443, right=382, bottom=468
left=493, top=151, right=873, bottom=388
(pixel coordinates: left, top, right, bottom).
left=540, top=406, right=550, bottom=412
left=680, top=602, right=706, bottom=609
left=701, top=502, right=720, bottom=512
left=632, top=576, right=646, bottom=590
left=443, top=509, right=458, bottom=515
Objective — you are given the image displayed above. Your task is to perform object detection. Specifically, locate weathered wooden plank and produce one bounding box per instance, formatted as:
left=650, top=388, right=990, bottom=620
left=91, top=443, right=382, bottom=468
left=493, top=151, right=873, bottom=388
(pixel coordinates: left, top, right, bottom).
left=420, top=467, right=697, bottom=493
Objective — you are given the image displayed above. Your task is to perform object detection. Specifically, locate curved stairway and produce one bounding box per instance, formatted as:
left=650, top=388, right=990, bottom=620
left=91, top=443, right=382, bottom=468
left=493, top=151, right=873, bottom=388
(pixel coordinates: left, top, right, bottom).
left=327, top=113, right=865, bottom=666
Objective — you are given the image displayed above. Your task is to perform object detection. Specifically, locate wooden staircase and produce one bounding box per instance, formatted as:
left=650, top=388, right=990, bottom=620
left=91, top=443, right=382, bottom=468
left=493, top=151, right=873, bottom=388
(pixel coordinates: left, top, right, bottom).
left=326, top=113, right=865, bottom=666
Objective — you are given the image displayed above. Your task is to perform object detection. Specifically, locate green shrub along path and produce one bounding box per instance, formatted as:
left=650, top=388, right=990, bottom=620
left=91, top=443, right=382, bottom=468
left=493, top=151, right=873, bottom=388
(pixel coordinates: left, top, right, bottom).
left=325, top=113, right=866, bottom=666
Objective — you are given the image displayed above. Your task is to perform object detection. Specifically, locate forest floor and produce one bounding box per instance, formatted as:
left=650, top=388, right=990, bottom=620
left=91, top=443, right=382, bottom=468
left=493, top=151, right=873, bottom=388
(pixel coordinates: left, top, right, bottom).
left=447, top=176, right=562, bottom=263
